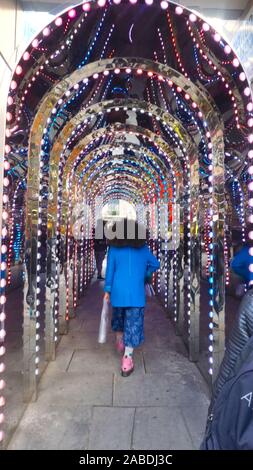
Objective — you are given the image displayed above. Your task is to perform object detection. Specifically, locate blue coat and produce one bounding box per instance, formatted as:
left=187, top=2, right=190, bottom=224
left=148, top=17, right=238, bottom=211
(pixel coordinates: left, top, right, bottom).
left=104, top=245, right=160, bottom=307
left=231, top=246, right=253, bottom=285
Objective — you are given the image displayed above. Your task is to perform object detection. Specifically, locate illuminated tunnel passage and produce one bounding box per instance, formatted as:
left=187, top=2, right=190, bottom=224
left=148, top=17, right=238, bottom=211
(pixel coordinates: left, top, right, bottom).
left=1, top=1, right=253, bottom=448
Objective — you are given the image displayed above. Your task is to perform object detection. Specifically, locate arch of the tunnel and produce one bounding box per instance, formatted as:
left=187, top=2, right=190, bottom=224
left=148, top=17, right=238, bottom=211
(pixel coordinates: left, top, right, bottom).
left=45, top=95, right=195, bottom=227
left=69, top=151, right=180, bottom=302
left=78, top=162, right=177, bottom=313
left=64, top=144, right=174, bottom=298
left=46, top=96, right=196, bottom=210
left=85, top=173, right=157, bottom=205
left=97, top=188, right=145, bottom=206
left=60, top=131, right=181, bottom=315
left=5, top=51, right=218, bottom=402
left=53, top=129, right=181, bottom=258
left=42, top=77, right=207, bottom=193
left=58, top=125, right=184, bottom=231
left=1, top=1, right=253, bottom=439
left=36, top=78, right=199, bottom=248
left=5, top=2, right=248, bottom=134
left=46, top=149, right=168, bottom=334
left=58, top=123, right=196, bottom=324
left=47, top=97, right=198, bottom=153
left=43, top=88, right=198, bottom=344
left=21, top=57, right=222, bottom=367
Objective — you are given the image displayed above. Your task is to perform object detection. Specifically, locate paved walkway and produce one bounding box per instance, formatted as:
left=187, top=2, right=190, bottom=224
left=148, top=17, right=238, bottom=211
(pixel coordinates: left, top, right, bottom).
left=8, top=280, right=209, bottom=450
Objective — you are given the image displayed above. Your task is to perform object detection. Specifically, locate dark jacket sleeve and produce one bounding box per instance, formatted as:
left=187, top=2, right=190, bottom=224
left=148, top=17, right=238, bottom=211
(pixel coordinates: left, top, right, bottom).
left=211, top=291, right=253, bottom=406
left=219, top=371, right=253, bottom=449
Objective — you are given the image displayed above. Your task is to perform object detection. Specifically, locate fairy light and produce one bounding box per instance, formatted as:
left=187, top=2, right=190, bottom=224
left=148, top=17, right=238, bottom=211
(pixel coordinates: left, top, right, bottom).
left=53, top=153, right=65, bottom=343
left=33, top=135, right=48, bottom=377
left=66, top=175, right=73, bottom=322
left=73, top=240, right=78, bottom=309
left=223, top=221, right=230, bottom=286
left=186, top=20, right=240, bottom=126
left=147, top=69, right=191, bottom=318
left=100, top=24, right=115, bottom=58
left=83, top=2, right=91, bottom=12
left=0, top=141, right=9, bottom=446
left=78, top=9, right=107, bottom=68
left=42, top=27, right=50, bottom=37
left=157, top=28, right=167, bottom=65
left=53, top=244, right=60, bottom=344
left=79, top=222, right=85, bottom=295
left=167, top=11, right=188, bottom=78
left=171, top=185, right=178, bottom=323
left=6, top=181, right=24, bottom=286
left=163, top=189, right=169, bottom=309
left=175, top=6, right=183, bottom=15
left=160, top=1, right=168, bottom=9
left=68, top=9, right=76, bottom=18
left=206, top=131, right=215, bottom=376
left=148, top=71, right=198, bottom=326
left=90, top=207, right=95, bottom=279
left=8, top=11, right=92, bottom=122
left=228, top=167, right=246, bottom=246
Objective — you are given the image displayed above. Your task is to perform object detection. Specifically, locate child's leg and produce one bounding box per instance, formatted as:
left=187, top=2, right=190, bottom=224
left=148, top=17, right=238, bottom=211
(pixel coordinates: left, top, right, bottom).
left=111, top=308, right=125, bottom=352
left=111, top=307, right=124, bottom=335
left=121, top=306, right=145, bottom=377
left=124, top=346, right=134, bottom=357
left=123, top=307, right=145, bottom=351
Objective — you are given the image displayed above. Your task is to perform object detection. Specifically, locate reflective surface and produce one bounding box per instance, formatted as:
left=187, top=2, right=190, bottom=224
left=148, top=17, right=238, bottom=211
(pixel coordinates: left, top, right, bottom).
left=2, top=1, right=253, bottom=446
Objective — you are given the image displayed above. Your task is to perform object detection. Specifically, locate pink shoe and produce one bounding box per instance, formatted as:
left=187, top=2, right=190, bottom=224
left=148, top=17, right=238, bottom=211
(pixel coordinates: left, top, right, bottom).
left=121, top=355, right=134, bottom=377
left=116, top=338, right=124, bottom=354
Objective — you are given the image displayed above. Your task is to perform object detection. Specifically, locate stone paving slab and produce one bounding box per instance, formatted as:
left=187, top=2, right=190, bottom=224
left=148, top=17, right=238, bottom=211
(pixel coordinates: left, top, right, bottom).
left=113, top=373, right=209, bottom=408
left=142, top=349, right=210, bottom=396
left=45, top=348, right=75, bottom=373
left=142, top=331, right=185, bottom=352
left=142, top=349, right=195, bottom=375
left=88, top=406, right=135, bottom=450
left=68, top=349, right=145, bottom=376
left=57, top=329, right=115, bottom=350
left=180, top=405, right=207, bottom=449
left=8, top=403, right=92, bottom=450
left=4, top=372, right=27, bottom=443
left=132, top=407, right=194, bottom=450
left=37, top=371, right=114, bottom=407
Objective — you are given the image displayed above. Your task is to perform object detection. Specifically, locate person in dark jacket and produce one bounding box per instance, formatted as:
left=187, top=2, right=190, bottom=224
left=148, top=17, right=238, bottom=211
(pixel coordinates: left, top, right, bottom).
left=201, top=239, right=253, bottom=449
left=201, top=333, right=253, bottom=449
left=104, top=219, right=159, bottom=377
left=212, top=241, right=253, bottom=402
left=93, top=219, right=107, bottom=280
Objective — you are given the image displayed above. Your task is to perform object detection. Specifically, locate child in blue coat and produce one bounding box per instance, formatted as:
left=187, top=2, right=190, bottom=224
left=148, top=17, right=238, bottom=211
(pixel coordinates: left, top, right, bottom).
left=104, top=219, right=159, bottom=376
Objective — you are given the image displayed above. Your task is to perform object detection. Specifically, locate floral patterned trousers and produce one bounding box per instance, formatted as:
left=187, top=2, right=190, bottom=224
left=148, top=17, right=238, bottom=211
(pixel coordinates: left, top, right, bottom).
left=111, top=307, right=145, bottom=348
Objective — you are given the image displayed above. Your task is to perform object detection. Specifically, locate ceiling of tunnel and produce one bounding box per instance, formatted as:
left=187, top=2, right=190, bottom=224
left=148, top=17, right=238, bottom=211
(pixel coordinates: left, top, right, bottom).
left=4, top=0, right=253, bottom=232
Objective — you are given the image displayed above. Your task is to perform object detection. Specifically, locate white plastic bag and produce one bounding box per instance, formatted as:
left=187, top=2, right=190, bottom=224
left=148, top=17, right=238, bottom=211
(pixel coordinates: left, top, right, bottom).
left=145, top=283, right=155, bottom=297
left=98, top=297, right=110, bottom=343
